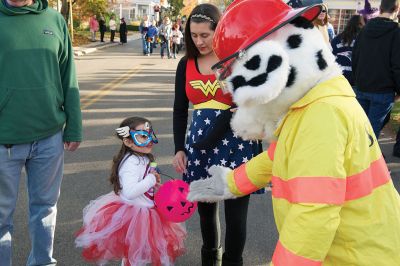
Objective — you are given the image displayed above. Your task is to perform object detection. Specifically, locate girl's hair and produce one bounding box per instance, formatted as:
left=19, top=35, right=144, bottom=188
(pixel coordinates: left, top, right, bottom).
left=340, top=15, right=365, bottom=46
left=184, top=3, right=222, bottom=59
left=109, top=117, right=155, bottom=194
left=313, top=4, right=329, bottom=26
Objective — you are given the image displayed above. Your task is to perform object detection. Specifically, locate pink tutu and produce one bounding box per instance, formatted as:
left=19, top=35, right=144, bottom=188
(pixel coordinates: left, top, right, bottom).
left=75, top=192, right=186, bottom=266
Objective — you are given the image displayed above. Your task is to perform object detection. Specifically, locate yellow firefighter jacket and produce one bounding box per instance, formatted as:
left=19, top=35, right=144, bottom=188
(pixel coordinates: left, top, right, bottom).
left=227, top=76, right=400, bottom=265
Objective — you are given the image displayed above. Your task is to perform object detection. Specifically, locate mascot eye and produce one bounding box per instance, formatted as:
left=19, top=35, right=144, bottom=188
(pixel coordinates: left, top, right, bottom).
left=244, top=55, right=261, bottom=70
left=316, top=50, right=328, bottom=70
left=231, top=75, right=247, bottom=91
left=167, top=206, right=173, bottom=211
left=287, top=34, right=302, bottom=49
left=230, top=55, right=283, bottom=91
left=267, top=55, right=282, bottom=73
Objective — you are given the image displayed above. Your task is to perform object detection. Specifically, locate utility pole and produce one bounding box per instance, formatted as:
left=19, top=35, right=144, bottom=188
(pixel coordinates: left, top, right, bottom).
left=69, top=0, right=74, bottom=42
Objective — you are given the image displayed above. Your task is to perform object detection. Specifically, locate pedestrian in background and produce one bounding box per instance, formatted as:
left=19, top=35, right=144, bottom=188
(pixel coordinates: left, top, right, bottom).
left=331, top=14, right=365, bottom=86
left=352, top=0, right=400, bottom=139
left=139, top=15, right=150, bottom=55
left=89, top=14, right=99, bottom=42
left=99, top=15, right=107, bottom=42
left=173, top=3, right=263, bottom=265
left=109, top=15, right=117, bottom=43
left=119, top=17, right=127, bottom=45
left=145, top=20, right=158, bottom=56
left=0, top=0, right=82, bottom=265
left=160, top=16, right=172, bottom=59
left=171, top=23, right=183, bottom=59
left=313, top=4, right=331, bottom=45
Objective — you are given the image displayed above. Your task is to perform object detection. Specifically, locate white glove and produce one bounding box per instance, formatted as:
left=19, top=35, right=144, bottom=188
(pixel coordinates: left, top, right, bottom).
left=187, top=165, right=236, bottom=202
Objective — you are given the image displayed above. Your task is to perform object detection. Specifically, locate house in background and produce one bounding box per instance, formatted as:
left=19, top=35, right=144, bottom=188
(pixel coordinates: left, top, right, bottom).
left=108, top=0, right=169, bottom=21
left=325, top=0, right=380, bottom=33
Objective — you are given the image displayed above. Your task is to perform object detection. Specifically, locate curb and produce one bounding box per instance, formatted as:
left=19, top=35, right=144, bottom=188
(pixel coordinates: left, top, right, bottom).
left=73, top=35, right=142, bottom=57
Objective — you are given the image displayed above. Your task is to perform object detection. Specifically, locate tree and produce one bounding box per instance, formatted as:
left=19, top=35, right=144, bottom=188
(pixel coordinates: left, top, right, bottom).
left=181, top=0, right=197, bottom=17
left=168, top=0, right=184, bottom=17
left=52, top=0, right=108, bottom=26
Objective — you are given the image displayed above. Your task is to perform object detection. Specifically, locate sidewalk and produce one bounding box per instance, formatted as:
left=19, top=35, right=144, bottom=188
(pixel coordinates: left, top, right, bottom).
left=73, top=32, right=142, bottom=56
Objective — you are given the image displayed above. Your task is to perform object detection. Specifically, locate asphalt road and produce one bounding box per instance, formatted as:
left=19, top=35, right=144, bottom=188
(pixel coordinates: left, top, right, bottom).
left=11, top=38, right=400, bottom=266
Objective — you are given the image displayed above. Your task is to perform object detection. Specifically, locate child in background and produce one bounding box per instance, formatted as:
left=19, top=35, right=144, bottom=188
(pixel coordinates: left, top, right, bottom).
left=171, top=24, right=183, bottom=59
left=75, top=117, right=186, bottom=266
left=145, top=20, right=159, bottom=56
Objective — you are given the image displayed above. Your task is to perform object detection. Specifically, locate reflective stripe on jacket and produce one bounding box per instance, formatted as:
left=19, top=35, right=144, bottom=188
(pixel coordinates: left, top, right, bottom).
left=227, top=76, right=400, bottom=265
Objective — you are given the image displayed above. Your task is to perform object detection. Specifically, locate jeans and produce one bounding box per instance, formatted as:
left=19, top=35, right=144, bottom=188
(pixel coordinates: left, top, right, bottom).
left=354, top=89, right=395, bottom=138
left=146, top=41, right=154, bottom=55
left=172, top=43, right=178, bottom=58
left=110, top=30, right=115, bottom=42
left=141, top=35, right=148, bottom=54
left=0, top=131, right=64, bottom=266
left=160, top=40, right=171, bottom=58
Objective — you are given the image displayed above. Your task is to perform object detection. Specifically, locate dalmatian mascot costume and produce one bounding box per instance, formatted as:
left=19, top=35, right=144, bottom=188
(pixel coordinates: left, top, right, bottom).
left=188, top=0, right=400, bottom=265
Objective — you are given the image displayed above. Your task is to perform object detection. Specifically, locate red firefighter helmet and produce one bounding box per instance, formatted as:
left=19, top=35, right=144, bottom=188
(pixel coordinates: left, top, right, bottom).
left=212, top=0, right=322, bottom=81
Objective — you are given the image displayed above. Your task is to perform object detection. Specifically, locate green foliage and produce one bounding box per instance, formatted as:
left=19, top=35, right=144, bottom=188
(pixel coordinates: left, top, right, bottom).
left=168, top=0, right=184, bottom=17
left=77, top=0, right=109, bottom=18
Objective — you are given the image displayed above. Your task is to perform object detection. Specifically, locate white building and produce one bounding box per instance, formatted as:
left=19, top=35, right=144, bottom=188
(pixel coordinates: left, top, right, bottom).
left=109, top=0, right=169, bottom=21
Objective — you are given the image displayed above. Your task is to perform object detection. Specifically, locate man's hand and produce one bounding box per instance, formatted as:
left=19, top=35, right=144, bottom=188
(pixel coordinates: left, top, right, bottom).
left=187, top=165, right=236, bottom=202
left=64, top=142, right=80, bottom=151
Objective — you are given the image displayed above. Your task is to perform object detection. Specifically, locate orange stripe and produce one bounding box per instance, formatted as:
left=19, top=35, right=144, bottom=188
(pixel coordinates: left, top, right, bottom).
left=272, top=156, right=390, bottom=204
left=234, top=164, right=259, bottom=194
left=272, top=176, right=346, bottom=204
left=268, top=142, right=277, bottom=161
left=345, top=156, right=390, bottom=201
left=272, top=241, right=322, bottom=266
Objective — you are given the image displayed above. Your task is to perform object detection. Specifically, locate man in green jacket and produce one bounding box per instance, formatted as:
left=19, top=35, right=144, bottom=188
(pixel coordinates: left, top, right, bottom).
left=0, top=0, right=82, bottom=265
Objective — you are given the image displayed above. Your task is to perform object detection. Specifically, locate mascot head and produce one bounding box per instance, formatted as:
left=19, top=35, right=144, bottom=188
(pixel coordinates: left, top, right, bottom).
left=211, top=0, right=342, bottom=139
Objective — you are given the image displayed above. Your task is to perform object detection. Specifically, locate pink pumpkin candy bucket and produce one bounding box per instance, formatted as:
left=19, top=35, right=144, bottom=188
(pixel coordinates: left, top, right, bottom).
left=154, top=180, right=197, bottom=223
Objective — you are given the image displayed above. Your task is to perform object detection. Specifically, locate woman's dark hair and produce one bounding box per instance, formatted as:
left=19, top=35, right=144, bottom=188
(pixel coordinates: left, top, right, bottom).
left=340, top=15, right=365, bottom=46
left=184, top=3, right=221, bottom=59
left=109, top=117, right=155, bottom=194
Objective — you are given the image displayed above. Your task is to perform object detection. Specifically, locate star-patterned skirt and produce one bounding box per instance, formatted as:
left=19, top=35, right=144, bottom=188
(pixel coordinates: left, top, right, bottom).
left=183, top=108, right=265, bottom=194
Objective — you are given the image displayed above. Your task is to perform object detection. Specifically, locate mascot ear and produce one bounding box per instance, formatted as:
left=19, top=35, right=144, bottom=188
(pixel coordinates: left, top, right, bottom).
left=226, top=40, right=290, bottom=107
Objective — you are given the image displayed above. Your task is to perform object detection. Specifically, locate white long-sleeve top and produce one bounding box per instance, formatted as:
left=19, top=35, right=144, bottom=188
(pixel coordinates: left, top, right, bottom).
left=118, top=154, right=156, bottom=208
left=109, top=19, right=116, bottom=31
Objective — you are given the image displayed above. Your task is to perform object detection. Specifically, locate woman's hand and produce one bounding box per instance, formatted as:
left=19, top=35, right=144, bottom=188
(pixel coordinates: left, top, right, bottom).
left=173, top=150, right=187, bottom=174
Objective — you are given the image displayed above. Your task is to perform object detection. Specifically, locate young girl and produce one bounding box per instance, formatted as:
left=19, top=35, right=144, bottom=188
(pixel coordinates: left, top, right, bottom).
left=75, top=117, right=186, bottom=266
left=171, top=24, right=183, bottom=59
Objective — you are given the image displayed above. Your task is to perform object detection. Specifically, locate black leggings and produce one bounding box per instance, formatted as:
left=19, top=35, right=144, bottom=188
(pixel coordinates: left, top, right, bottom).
left=198, top=195, right=250, bottom=262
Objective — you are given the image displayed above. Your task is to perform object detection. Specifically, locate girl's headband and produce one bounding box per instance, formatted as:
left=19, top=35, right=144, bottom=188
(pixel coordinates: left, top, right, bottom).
left=116, top=122, right=151, bottom=137
left=191, top=13, right=215, bottom=24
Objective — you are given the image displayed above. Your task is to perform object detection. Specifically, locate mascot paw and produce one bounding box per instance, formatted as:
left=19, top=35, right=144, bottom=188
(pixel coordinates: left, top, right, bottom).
left=187, top=165, right=236, bottom=202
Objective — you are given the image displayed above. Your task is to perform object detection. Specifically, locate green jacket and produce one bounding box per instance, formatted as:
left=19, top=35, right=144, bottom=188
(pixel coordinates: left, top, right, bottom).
left=0, top=0, right=82, bottom=144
